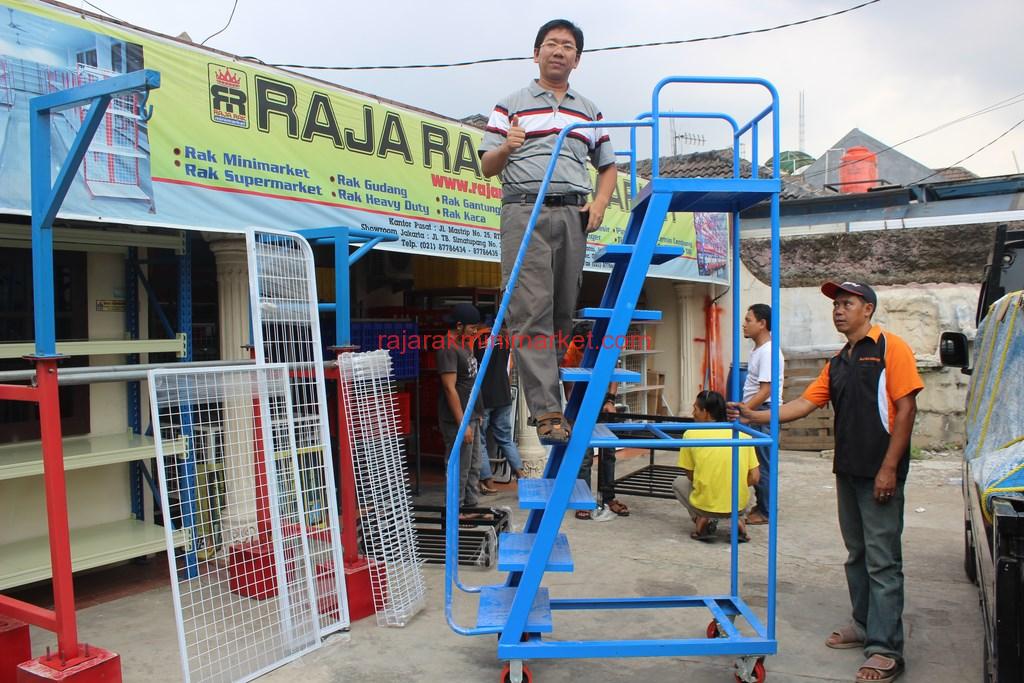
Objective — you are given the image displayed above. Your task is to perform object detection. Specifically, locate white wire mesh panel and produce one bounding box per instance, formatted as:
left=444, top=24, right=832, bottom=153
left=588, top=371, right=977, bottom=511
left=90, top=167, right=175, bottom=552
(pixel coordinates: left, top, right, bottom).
left=149, top=365, right=320, bottom=683
left=339, top=350, right=427, bottom=627
left=246, top=227, right=349, bottom=634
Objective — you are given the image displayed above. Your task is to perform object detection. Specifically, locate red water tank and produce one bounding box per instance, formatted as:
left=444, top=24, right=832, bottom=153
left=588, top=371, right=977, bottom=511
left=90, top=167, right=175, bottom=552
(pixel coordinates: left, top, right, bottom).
left=839, top=146, right=878, bottom=193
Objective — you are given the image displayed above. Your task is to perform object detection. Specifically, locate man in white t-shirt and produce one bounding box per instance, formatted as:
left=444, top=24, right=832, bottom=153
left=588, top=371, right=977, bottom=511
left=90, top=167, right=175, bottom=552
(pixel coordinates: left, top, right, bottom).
left=741, top=303, right=784, bottom=525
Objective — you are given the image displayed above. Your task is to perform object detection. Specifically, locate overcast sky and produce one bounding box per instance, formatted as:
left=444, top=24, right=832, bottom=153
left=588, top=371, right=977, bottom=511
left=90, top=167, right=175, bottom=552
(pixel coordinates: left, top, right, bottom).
left=75, top=0, right=1024, bottom=178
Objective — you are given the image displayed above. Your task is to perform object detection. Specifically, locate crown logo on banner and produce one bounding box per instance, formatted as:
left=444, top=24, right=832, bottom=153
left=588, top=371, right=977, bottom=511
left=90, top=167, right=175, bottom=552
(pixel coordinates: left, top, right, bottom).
left=215, top=68, right=242, bottom=88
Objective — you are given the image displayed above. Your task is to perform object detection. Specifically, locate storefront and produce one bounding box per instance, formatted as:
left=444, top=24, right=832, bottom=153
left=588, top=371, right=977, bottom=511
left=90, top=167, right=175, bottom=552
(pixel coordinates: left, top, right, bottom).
left=0, top=0, right=733, bottom=588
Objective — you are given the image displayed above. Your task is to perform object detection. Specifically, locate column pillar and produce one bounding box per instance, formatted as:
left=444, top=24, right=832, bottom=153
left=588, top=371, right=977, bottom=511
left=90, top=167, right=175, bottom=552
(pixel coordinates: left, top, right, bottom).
left=208, top=237, right=257, bottom=542
left=515, top=386, right=547, bottom=478
left=208, top=238, right=251, bottom=361
left=674, top=282, right=700, bottom=416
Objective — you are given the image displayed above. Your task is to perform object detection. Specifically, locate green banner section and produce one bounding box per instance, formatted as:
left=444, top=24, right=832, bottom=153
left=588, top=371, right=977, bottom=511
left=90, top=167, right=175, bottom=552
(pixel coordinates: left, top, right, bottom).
left=0, top=0, right=727, bottom=282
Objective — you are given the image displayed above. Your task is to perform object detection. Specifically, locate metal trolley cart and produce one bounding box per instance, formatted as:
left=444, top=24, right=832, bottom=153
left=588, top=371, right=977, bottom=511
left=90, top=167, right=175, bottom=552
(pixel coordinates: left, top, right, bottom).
left=444, top=76, right=783, bottom=683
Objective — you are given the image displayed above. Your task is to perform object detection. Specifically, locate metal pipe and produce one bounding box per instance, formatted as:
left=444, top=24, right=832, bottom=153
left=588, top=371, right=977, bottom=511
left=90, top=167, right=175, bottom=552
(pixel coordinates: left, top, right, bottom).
left=0, top=358, right=255, bottom=383
left=0, top=358, right=338, bottom=385
left=36, top=359, right=79, bottom=657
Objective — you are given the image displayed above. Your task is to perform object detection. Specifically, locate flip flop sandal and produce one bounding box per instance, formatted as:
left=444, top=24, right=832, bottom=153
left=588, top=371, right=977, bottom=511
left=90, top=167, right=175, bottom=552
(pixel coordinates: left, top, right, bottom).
left=690, top=519, right=718, bottom=542
left=575, top=510, right=591, bottom=520
left=826, top=623, right=866, bottom=649
left=536, top=412, right=571, bottom=444
left=746, top=511, right=769, bottom=525
left=459, top=512, right=495, bottom=522
left=855, top=654, right=904, bottom=683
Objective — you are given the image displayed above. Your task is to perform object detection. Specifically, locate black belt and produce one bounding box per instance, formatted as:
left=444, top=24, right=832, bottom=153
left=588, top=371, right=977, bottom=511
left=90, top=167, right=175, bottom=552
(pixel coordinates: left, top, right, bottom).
left=502, top=193, right=587, bottom=207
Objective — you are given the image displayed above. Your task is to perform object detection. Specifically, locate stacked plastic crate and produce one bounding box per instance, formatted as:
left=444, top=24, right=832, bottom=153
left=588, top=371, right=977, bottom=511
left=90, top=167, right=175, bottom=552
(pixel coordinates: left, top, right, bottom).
left=350, top=320, right=418, bottom=434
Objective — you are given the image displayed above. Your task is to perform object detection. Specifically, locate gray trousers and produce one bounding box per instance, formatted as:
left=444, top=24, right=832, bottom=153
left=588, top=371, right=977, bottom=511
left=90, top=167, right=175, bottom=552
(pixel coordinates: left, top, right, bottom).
left=672, top=476, right=753, bottom=520
left=835, top=473, right=905, bottom=663
left=440, top=418, right=481, bottom=508
left=500, top=202, right=587, bottom=419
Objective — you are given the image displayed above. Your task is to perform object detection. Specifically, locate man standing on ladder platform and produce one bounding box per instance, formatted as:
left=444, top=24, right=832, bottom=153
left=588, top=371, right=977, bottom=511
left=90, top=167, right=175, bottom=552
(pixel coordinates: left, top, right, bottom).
left=731, top=281, right=922, bottom=683
left=478, top=18, right=617, bottom=445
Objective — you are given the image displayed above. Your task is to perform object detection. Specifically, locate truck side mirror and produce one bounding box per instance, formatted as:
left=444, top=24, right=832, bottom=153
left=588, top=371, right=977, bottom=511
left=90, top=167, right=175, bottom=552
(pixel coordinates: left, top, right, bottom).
left=940, top=332, right=971, bottom=374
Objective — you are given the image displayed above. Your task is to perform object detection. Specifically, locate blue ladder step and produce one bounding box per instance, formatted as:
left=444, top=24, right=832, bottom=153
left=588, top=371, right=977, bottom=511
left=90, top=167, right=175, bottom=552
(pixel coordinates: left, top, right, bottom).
left=578, top=307, right=662, bottom=322
left=629, top=176, right=781, bottom=213
left=517, top=478, right=596, bottom=510
left=560, top=367, right=641, bottom=383
left=498, top=532, right=574, bottom=572
left=476, top=585, right=553, bottom=633
left=593, top=244, right=683, bottom=265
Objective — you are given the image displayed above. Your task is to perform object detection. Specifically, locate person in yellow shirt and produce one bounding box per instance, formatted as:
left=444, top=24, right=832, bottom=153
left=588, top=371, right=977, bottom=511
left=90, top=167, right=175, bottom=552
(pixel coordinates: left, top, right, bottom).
left=673, top=390, right=760, bottom=542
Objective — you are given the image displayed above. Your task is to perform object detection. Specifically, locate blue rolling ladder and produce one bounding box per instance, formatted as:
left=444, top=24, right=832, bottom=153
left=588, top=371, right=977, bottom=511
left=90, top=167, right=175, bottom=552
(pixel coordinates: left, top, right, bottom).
left=446, top=76, right=783, bottom=683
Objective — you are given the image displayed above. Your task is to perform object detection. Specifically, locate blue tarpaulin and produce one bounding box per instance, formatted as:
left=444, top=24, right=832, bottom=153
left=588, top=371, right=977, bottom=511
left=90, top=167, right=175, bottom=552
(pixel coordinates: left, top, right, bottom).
left=964, top=291, right=1024, bottom=518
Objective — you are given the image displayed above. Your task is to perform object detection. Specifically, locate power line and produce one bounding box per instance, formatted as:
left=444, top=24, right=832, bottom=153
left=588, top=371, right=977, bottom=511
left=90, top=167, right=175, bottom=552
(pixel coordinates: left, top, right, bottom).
left=802, top=90, right=1024, bottom=181
left=200, top=0, right=239, bottom=46
left=80, top=0, right=120, bottom=21
left=913, top=115, right=1024, bottom=184
left=267, top=0, right=882, bottom=72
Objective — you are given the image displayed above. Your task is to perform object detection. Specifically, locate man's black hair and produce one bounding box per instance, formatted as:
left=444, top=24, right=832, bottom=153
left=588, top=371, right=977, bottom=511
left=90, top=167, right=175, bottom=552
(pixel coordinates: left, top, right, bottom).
left=534, top=19, right=584, bottom=53
left=748, top=303, right=772, bottom=332
left=696, top=390, right=727, bottom=422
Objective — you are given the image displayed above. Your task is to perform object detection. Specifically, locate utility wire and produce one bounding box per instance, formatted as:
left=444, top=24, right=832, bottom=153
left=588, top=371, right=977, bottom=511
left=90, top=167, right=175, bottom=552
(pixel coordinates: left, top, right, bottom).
left=268, top=0, right=882, bottom=72
left=913, top=115, right=1024, bottom=184
left=200, top=0, right=239, bottom=46
left=801, top=90, right=1024, bottom=182
left=80, top=0, right=120, bottom=21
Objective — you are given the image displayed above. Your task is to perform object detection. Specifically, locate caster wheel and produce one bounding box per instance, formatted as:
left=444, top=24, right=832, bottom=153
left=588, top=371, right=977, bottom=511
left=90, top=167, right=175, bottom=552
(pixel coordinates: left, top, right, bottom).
left=706, top=620, right=721, bottom=638
left=734, top=658, right=766, bottom=683
left=500, top=662, right=533, bottom=683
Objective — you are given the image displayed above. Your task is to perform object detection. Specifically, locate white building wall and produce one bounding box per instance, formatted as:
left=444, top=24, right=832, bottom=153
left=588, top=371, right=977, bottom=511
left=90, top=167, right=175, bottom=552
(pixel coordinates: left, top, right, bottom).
left=739, top=258, right=977, bottom=447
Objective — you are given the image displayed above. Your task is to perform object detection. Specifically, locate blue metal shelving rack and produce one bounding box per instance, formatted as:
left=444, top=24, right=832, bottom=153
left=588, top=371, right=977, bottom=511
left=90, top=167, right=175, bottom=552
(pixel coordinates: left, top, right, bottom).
left=444, top=76, right=782, bottom=683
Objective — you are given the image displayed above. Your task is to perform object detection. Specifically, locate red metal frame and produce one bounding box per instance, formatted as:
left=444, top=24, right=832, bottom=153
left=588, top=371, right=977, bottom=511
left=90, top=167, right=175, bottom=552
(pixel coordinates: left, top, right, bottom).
left=0, top=359, right=85, bottom=670
left=325, top=349, right=380, bottom=623
left=326, top=349, right=360, bottom=564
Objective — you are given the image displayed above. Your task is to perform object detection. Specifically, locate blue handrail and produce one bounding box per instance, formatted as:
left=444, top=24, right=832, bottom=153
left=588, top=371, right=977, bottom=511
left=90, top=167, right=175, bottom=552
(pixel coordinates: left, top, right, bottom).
left=445, top=75, right=783, bottom=644
left=444, top=117, right=654, bottom=634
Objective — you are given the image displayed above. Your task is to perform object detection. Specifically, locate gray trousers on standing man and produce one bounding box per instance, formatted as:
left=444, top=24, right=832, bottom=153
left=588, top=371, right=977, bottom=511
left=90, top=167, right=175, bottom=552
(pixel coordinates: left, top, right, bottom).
left=441, top=418, right=481, bottom=508
left=835, top=473, right=906, bottom=664
left=500, top=200, right=587, bottom=421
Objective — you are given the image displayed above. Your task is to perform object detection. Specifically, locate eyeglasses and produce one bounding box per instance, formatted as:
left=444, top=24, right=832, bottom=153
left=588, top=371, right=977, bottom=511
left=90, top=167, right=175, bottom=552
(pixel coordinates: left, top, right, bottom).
left=539, top=40, right=578, bottom=54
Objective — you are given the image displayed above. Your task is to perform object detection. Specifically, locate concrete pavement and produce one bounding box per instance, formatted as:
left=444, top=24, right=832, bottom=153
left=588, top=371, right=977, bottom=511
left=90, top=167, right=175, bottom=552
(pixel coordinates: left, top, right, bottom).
left=30, top=449, right=981, bottom=682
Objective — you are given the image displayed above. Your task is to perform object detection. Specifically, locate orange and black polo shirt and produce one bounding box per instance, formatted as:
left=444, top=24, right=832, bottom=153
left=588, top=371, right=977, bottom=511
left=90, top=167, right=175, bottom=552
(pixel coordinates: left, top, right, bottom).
left=802, top=325, right=924, bottom=480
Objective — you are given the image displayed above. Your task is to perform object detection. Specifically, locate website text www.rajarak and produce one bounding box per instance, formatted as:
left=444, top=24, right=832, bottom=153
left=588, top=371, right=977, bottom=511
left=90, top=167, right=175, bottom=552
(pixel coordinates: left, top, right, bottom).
left=376, top=331, right=653, bottom=355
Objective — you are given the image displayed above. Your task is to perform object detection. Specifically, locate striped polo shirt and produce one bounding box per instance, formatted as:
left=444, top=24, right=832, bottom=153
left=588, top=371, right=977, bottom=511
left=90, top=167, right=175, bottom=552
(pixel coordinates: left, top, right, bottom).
left=478, top=80, right=616, bottom=196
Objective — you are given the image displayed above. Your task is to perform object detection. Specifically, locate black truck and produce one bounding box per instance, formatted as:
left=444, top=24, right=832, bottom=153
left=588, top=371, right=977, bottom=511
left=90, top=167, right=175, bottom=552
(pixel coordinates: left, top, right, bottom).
left=940, top=223, right=1024, bottom=682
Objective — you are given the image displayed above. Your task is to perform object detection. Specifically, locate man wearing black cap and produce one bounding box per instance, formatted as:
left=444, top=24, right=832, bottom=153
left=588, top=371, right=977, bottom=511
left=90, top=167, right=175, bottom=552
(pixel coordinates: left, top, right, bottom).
left=437, top=303, right=484, bottom=511
left=729, top=281, right=923, bottom=683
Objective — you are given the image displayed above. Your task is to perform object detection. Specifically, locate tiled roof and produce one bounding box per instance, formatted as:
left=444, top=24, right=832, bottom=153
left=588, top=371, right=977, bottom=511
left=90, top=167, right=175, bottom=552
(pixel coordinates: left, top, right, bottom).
left=460, top=113, right=488, bottom=129
left=621, top=148, right=828, bottom=200
left=932, top=166, right=979, bottom=183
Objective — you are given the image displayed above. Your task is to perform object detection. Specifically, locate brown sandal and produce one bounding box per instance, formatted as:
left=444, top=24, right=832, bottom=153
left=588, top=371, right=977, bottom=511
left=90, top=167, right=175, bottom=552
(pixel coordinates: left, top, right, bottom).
left=536, top=412, right=571, bottom=444
left=606, top=499, right=630, bottom=516
left=826, top=623, right=866, bottom=649
left=855, top=654, right=904, bottom=682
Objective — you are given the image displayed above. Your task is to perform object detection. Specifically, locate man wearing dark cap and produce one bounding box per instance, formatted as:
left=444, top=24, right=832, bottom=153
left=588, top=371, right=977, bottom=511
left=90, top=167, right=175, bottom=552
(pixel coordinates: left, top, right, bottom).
left=478, top=18, right=617, bottom=444
left=730, top=281, right=922, bottom=683
left=437, top=303, right=484, bottom=512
